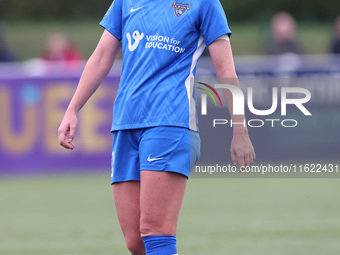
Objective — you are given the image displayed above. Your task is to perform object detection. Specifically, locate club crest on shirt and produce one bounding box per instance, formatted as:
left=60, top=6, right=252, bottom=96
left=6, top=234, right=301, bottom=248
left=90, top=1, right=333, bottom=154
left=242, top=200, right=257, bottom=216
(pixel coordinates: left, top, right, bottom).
left=171, top=1, right=190, bottom=18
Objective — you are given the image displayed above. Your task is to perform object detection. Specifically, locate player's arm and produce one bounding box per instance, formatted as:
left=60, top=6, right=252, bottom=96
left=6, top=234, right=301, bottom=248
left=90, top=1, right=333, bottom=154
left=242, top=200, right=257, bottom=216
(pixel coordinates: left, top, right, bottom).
left=58, top=30, right=122, bottom=150
left=208, top=38, right=255, bottom=167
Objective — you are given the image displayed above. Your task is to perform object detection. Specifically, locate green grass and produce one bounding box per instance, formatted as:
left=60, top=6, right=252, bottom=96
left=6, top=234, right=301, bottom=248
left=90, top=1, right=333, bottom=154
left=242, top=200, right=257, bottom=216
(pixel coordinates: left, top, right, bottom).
left=1, top=21, right=334, bottom=60
left=1, top=175, right=340, bottom=255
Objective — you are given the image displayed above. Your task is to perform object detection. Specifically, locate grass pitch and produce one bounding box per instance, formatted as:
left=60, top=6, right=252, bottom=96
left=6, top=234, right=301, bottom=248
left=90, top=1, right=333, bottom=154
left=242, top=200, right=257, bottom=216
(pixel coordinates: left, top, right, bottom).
left=1, top=175, right=340, bottom=255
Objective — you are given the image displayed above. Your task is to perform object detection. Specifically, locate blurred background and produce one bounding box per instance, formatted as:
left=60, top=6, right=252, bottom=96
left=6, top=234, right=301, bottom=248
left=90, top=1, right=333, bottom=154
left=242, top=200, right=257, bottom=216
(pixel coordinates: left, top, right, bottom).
left=0, top=1, right=340, bottom=255
left=0, top=0, right=340, bottom=59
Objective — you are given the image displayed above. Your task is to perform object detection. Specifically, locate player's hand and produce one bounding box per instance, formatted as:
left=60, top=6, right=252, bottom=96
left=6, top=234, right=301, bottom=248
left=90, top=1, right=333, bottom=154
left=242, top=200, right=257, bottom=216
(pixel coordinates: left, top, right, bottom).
left=58, top=112, right=78, bottom=150
left=230, top=131, right=255, bottom=169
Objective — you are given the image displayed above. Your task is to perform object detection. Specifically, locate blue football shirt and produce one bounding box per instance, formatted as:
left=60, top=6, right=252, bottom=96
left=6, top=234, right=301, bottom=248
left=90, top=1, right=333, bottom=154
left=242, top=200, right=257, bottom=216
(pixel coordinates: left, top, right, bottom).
left=100, top=0, right=231, bottom=131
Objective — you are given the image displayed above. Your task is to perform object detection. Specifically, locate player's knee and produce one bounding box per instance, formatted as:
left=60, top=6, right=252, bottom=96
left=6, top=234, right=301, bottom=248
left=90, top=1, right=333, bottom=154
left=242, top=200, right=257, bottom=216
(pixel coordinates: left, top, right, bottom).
left=140, top=215, right=169, bottom=237
left=140, top=221, right=153, bottom=237
left=125, top=235, right=145, bottom=255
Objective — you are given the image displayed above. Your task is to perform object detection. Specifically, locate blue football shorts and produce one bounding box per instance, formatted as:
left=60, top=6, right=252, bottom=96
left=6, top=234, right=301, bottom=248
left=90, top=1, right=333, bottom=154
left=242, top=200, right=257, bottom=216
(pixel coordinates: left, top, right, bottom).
left=110, top=126, right=201, bottom=184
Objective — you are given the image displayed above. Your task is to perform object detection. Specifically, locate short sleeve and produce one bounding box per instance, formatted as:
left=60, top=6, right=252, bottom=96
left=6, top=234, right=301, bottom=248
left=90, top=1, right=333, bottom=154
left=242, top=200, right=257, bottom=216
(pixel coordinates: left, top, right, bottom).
left=99, top=0, right=123, bottom=41
left=199, top=0, right=232, bottom=46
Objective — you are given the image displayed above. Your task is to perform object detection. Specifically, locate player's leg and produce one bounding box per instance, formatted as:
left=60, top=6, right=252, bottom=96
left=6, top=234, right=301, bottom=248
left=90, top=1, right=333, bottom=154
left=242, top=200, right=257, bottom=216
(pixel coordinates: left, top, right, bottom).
left=139, top=171, right=187, bottom=236
left=138, top=126, right=200, bottom=255
left=140, top=171, right=187, bottom=255
left=111, top=129, right=145, bottom=255
left=112, top=182, right=145, bottom=255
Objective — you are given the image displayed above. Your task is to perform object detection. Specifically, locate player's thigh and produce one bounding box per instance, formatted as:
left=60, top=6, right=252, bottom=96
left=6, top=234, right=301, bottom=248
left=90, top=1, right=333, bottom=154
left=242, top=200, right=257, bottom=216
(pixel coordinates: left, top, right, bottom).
left=139, top=171, right=187, bottom=237
left=112, top=181, right=141, bottom=242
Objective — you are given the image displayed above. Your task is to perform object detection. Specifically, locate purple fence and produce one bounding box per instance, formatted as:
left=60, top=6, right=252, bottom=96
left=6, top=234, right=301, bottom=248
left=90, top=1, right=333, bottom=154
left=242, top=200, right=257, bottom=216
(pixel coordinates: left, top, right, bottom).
left=0, top=64, right=120, bottom=175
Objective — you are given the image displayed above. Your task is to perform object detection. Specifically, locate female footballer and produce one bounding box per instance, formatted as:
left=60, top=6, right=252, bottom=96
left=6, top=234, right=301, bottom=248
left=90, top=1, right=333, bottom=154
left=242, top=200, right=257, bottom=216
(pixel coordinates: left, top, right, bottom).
left=58, top=0, right=255, bottom=254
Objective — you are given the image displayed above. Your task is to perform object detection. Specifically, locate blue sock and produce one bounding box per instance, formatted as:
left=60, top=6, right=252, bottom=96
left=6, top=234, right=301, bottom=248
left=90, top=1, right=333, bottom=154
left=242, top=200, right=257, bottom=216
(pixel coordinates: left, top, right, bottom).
left=142, top=235, right=178, bottom=255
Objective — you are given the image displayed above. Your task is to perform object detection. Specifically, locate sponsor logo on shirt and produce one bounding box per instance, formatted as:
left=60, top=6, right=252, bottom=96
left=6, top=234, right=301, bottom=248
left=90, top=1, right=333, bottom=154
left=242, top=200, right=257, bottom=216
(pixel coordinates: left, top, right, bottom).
left=126, top=31, right=186, bottom=54
left=126, top=31, right=145, bottom=52
left=171, top=1, right=191, bottom=18
left=145, top=35, right=186, bottom=53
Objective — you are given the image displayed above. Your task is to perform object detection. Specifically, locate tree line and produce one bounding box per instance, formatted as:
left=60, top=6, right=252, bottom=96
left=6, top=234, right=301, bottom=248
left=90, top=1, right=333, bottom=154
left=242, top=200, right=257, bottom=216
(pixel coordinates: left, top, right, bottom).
left=0, top=0, right=338, bottom=22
